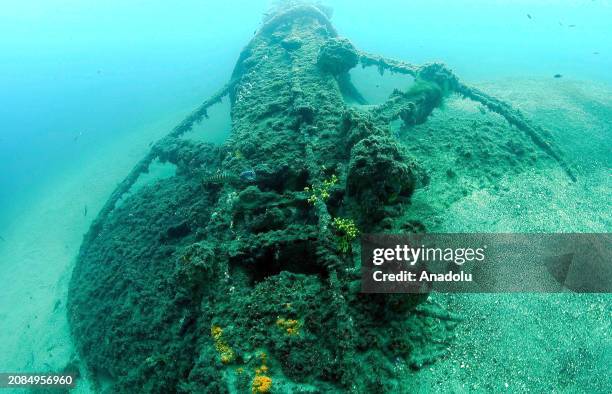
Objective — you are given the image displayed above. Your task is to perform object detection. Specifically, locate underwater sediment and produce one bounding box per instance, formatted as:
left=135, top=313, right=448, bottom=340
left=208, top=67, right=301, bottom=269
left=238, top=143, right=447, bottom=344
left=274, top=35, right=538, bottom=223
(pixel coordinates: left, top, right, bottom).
left=67, top=4, right=576, bottom=393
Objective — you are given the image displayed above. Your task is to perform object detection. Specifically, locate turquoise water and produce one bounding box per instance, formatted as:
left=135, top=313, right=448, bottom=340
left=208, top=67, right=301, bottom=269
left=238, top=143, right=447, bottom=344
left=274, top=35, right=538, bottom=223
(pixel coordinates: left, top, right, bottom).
left=1, top=1, right=610, bottom=228
left=0, top=1, right=610, bottom=392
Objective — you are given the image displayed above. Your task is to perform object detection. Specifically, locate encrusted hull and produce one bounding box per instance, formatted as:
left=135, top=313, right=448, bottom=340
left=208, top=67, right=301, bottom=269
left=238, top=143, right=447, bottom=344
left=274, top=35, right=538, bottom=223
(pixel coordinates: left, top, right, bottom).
left=68, top=4, right=574, bottom=393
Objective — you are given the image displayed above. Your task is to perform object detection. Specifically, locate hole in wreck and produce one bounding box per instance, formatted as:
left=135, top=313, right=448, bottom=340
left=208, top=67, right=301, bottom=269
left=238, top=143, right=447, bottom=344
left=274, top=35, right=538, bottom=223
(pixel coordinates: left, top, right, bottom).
left=255, top=166, right=310, bottom=194
left=232, top=240, right=327, bottom=285
left=344, top=66, right=415, bottom=106
left=114, top=159, right=177, bottom=209
left=182, top=96, right=232, bottom=145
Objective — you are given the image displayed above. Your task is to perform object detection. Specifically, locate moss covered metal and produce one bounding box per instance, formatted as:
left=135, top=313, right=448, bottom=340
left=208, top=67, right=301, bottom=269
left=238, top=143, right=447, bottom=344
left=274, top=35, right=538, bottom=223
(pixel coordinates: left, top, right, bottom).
left=68, top=3, right=575, bottom=393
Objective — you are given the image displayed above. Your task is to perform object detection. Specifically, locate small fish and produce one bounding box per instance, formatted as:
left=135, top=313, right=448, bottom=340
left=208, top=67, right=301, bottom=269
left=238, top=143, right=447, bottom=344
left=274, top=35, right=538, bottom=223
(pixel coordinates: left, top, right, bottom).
left=203, top=171, right=235, bottom=184
left=239, top=169, right=257, bottom=182
left=84, top=205, right=88, bottom=217
left=553, top=74, right=563, bottom=78
left=202, top=169, right=256, bottom=186
left=568, top=24, right=576, bottom=28
left=73, top=131, right=83, bottom=142
left=593, top=51, right=600, bottom=55
left=527, top=14, right=532, bottom=19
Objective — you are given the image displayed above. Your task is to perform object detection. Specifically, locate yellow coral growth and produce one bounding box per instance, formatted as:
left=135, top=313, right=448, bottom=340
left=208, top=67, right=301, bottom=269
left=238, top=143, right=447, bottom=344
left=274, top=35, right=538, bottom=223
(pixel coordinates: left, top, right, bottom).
left=331, top=217, right=359, bottom=253
left=252, top=351, right=272, bottom=393
left=276, top=317, right=301, bottom=336
left=255, top=365, right=268, bottom=375
left=252, top=375, right=272, bottom=393
left=211, top=325, right=235, bottom=364
left=305, top=174, right=338, bottom=205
